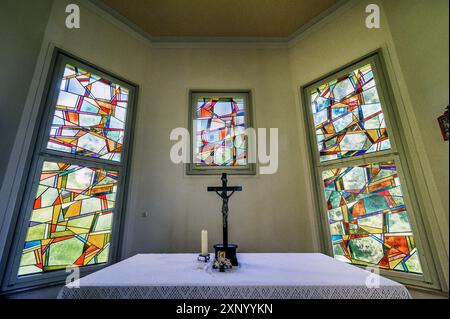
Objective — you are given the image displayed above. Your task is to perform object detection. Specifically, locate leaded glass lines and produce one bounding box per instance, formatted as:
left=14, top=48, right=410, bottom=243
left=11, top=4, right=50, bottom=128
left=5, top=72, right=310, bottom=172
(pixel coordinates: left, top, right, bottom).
left=19, top=162, right=118, bottom=276
left=47, top=64, right=129, bottom=162
left=193, top=96, right=247, bottom=166
left=322, top=162, right=422, bottom=274
left=311, top=64, right=391, bottom=162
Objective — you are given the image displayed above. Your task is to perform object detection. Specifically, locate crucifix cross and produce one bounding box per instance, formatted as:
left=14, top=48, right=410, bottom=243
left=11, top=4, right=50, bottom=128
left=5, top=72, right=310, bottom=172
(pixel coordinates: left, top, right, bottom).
left=207, top=173, right=242, bottom=248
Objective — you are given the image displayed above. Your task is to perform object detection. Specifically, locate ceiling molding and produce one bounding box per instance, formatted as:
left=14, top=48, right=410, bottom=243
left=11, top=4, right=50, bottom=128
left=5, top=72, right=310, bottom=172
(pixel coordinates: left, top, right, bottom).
left=85, top=0, right=356, bottom=48
left=83, top=0, right=156, bottom=46
left=287, top=0, right=358, bottom=47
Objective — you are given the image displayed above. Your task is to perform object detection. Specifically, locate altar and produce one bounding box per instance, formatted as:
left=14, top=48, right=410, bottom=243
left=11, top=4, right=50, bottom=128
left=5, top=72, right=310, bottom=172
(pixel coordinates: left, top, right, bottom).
left=58, top=253, right=411, bottom=299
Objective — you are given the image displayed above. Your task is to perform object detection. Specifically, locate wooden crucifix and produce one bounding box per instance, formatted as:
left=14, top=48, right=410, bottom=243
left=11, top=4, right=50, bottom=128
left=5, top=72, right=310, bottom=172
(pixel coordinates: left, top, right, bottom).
left=207, top=173, right=242, bottom=266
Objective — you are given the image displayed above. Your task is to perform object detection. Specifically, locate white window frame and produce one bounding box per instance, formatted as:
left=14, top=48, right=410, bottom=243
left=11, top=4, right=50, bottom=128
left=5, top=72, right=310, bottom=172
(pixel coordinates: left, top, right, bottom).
left=301, top=52, right=440, bottom=289
left=1, top=50, right=138, bottom=292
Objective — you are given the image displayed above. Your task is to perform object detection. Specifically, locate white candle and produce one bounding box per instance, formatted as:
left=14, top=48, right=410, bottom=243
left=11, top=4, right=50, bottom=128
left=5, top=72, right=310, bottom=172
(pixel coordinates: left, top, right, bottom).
left=201, top=230, right=208, bottom=256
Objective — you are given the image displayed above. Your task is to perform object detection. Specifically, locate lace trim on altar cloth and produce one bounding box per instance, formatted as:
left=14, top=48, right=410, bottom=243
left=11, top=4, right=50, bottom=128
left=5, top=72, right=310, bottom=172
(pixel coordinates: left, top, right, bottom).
left=58, top=285, right=411, bottom=299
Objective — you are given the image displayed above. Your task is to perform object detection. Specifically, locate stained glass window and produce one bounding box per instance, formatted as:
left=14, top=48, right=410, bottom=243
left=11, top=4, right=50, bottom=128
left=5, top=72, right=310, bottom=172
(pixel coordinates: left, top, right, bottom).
left=8, top=54, right=135, bottom=286
left=47, top=64, right=129, bottom=162
left=311, top=64, right=391, bottom=162
left=193, top=96, right=248, bottom=167
left=305, top=55, right=426, bottom=277
left=322, top=161, right=422, bottom=274
left=18, top=161, right=118, bottom=276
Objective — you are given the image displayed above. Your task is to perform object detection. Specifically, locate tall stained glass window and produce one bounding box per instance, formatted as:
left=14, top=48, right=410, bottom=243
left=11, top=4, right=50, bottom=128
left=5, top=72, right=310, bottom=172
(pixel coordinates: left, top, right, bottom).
left=188, top=92, right=254, bottom=175
left=304, top=55, right=424, bottom=275
left=8, top=53, right=135, bottom=283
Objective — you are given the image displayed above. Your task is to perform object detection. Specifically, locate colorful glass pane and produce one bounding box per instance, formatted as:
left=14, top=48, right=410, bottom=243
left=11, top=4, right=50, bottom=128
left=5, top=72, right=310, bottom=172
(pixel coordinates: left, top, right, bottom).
left=194, top=97, right=247, bottom=166
left=323, top=161, right=422, bottom=274
left=311, top=64, right=391, bottom=162
left=18, top=161, right=118, bottom=276
left=47, top=64, right=129, bottom=162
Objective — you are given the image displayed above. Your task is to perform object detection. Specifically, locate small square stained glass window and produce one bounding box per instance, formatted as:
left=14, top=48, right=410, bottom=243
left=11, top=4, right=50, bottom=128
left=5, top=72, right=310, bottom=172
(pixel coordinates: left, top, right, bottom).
left=188, top=91, right=254, bottom=175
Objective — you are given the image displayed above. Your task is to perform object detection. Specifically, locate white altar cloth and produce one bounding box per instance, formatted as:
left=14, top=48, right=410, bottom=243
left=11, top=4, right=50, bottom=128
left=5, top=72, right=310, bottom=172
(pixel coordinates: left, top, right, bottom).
left=58, top=253, right=411, bottom=299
